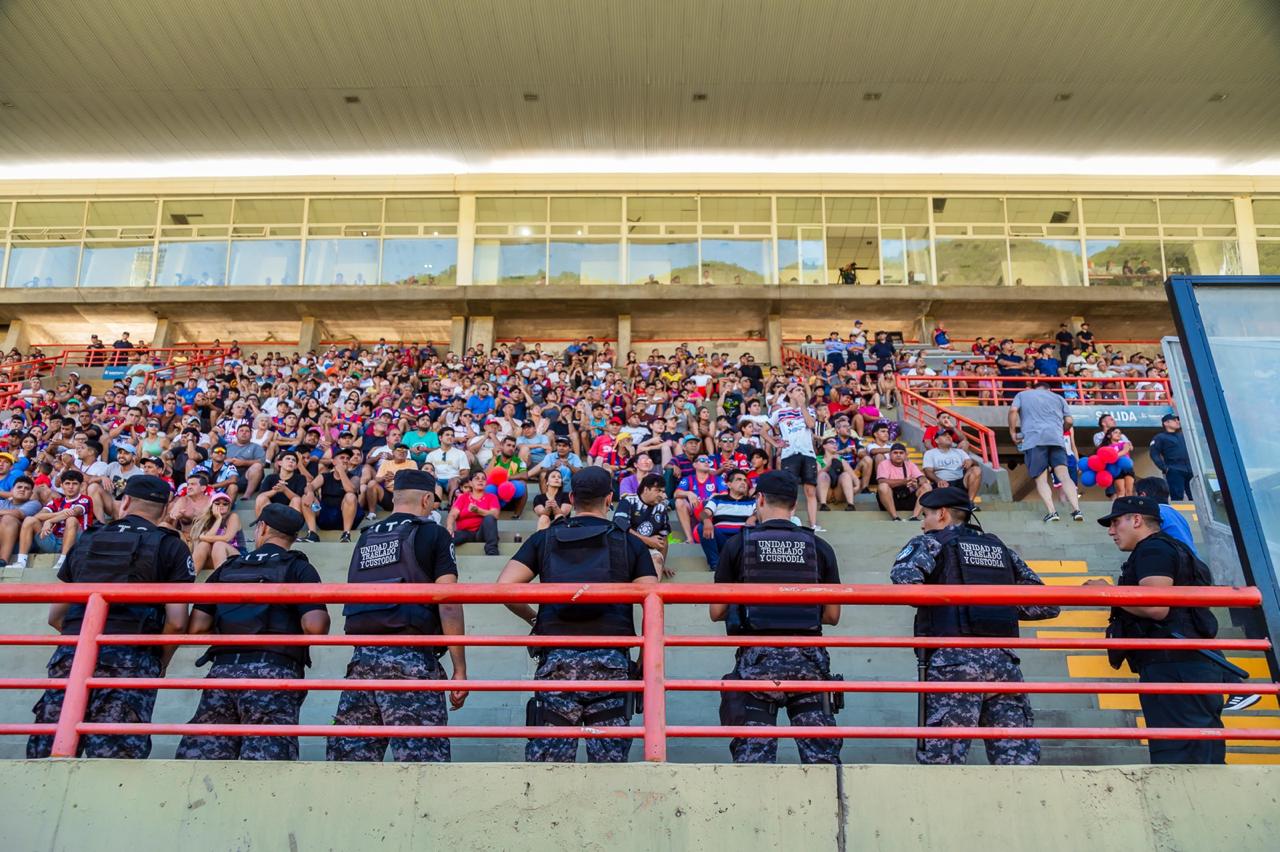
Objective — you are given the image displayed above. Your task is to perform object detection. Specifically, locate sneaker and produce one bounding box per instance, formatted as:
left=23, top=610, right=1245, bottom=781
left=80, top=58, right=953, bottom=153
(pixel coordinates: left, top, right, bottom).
left=818, top=504, right=830, bottom=512
left=1224, top=694, right=1262, bottom=712
left=1043, top=512, right=1061, bottom=523
left=908, top=515, right=922, bottom=522
left=51, top=555, right=66, bottom=573
left=303, top=531, right=321, bottom=543
left=891, top=517, right=906, bottom=522
left=365, top=511, right=377, bottom=523
left=12, top=554, right=28, bottom=568
left=1071, top=510, right=1085, bottom=523
left=339, top=531, right=352, bottom=543
left=844, top=504, right=856, bottom=511
left=812, top=524, right=827, bottom=532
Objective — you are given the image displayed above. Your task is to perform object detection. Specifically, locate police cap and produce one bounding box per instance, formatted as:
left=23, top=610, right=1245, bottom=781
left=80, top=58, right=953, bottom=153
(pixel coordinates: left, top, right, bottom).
left=253, top=504, right=306, bottom=537
left=122, top=474, right=173, bottom=504
left=919, top=487, right=976, bottom=513
left=755, top=469, right=799, bottom=500
left=1097, top=496, right=1160, bottom=527
left=572, top=466, right=613, bottom=500
left=394, top=469, right=437, bottom=492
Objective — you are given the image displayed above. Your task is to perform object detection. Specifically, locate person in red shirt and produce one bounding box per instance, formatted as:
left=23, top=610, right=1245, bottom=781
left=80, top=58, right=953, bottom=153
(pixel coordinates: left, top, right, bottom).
left=710, top=431, right=750, bottom=477
left=446, top=470, right=500, bottom=555
left=15, top=469, right=92, bottom=571
left=922, top=412, right=968, bottom=450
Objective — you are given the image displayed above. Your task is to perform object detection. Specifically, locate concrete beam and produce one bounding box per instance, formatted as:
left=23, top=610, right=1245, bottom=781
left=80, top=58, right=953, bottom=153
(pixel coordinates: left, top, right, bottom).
left=765, top=313, right=782, bottom=365
left=617, top=313, right=632, bottom=359
left=918, top=314, right=935, bottom=345
left=1, top=319, right=29, bottom=353
left=298, top=316, right=326, bottom=353
left=466, top=316, right=494, bottom=352
left=449, top=315, right=467, bottom=354
left=150, top=318, right=173, bottom=349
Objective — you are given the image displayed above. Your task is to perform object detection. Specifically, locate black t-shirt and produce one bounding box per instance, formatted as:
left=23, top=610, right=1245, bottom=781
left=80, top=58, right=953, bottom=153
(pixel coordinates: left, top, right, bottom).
left=379, top=511, right=458, bottom=579
left=995, top=353, right=1025, bottom=376
left=194, top=544, right=326, bottom=618
left=739, top=363, right=764, bottom=390
left=722, top=391, right=745, bottom=425
left=713, top=519, right=841, bottom=584
left=533, top=490, right=571, bottom=513
left=612, top=494, right=671, bottom=539
left=59, top=515, right=194, bottom=586
left=262, top=470, right=308, bottom=505
left=317, top=470, right=352, bottom=505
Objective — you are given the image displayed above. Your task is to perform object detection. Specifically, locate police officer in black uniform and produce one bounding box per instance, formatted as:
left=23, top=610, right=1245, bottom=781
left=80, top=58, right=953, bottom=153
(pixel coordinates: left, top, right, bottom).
left=327, top=469, right=468, bottom=763
left=891, top=487, right=1059, bottom=765
left=496, top=465, right=657, bottom=763
left=1092, top=495, right=1227, bottom=764
left=710, top=469, right=844, bottom=764
left=28, top=475, right=194, bottom=759
left=175, top=504, right=330, bottom=761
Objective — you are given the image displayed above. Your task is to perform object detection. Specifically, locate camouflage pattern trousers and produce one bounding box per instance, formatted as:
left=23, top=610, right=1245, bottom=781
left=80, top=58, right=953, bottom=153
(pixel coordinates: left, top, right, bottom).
left=526, top=648, right=632, bottom=763
left=919, top=648, right=1040, bottom=765
left=327, top=645, right=451, bottom=763
left=727, top=646, right=841, bottom=765
left=28, top=648, right=161, bottom=759
left=174, top=659, right=305, bottom=761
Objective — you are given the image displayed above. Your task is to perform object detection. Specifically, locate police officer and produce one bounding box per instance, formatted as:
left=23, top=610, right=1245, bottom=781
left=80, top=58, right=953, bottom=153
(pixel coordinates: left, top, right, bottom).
left=891, top=487, right=1059, bottom=765
left=327, top=469, right=468, bottom=763
left=1091, top=496, right=1227, bottom=764
left=28, top=475, right=194, bottom=759
left=495, top=465, right=657, bottom=763
left=175, top=504, right=330, bottom=761
left=709, top=469, right=844, bottom=764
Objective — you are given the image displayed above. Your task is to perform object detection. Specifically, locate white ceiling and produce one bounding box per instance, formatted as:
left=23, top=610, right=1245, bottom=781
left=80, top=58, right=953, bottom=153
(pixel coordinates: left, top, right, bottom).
left=2, top=0, right=1279, bottom=172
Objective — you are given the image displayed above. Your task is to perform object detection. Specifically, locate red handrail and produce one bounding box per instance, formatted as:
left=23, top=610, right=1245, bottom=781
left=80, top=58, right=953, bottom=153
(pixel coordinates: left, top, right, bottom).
left=1, top=581, right=1271, bottom=761
left=898, top=374, right=1171, bottom=407
left=780, top=346, right=825, bottom=373
left=898, top=383, right=1001, bottom=468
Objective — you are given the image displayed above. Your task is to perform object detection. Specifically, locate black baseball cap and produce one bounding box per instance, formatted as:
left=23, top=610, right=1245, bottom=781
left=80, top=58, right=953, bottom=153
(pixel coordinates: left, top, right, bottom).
left=122, top=474, right=173, bottom=503
left=1097, top=496, right=1161, bottom=527
left=1161, top=413, right=1180, bottom=423
left=253, top=504, right=306, bottom=537
left=394, top=469, right=438, bottom=492
left=755, top=469, right=799, bottom=500
left=572, top=466, right=613, bottom=500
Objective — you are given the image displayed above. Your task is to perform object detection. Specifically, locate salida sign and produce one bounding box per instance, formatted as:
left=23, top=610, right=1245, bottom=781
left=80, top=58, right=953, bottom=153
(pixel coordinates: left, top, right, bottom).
left=1067, top=405, right=1173, bottom=428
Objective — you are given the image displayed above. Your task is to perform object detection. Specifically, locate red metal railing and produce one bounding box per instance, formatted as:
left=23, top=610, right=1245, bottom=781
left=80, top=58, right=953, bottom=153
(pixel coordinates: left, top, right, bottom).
left=141, top=350, right=229, bottom=391
left=898, top=374, right=1171, bottom=407
left=898, top=384, right=1001, bottom=468
left=1, top=582, right=1274, bottom=760
left=0, top=356, right=60, bottom=382
left=780, top=346, right=826, bottom=373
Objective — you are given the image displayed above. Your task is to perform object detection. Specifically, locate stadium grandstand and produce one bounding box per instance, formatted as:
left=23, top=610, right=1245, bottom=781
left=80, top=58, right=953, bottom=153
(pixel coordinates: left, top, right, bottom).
left=1, top=1, right=1279, bottom=848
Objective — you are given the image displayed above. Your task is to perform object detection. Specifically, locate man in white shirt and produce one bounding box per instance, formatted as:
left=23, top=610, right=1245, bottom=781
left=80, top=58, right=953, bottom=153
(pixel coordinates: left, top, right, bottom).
left=922, top=431, right=982, bottom=500
left=424, top=427, right=471, bottom=502
left=765, top=386, right=821, bottom=528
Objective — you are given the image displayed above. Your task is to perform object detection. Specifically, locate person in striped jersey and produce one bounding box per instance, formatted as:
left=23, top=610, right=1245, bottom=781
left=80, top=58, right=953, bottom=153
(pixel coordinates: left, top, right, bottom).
left=699, top=469, right=757, bottom=571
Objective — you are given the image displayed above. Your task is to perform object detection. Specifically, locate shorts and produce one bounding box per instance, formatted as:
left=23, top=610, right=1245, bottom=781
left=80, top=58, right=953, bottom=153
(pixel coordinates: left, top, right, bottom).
left=317, top=504, right=346, bottom=530
left=891, top=487, right=917, bottom=511
left=780, top=454, right=818, bottom=486
left=377, top=489, right=396, bottom=511
left=33, top=533, right=64, bottom=554
left=1024, top=445, right=1069, bottom=479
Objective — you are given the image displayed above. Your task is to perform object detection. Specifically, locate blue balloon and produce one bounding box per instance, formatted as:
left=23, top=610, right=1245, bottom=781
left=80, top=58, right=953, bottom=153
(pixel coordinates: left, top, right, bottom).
left=1118, top=456, right=1134, bottom=472
left=1080, top=470, right=1097, bottom=487
left=484, top=484, right=499, bottom=496
left=1106, top=463, right=1121, bottom=477
left=1077, top=456, right=1090, bottom=473
left=511, top=480, right=527, bottom=499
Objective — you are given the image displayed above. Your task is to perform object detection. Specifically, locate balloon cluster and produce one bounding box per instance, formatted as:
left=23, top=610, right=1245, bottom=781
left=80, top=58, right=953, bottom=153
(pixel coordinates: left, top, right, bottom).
left=1077, top=445, right=1134, bottom=488
left=483, top=466, right=525, bottom=503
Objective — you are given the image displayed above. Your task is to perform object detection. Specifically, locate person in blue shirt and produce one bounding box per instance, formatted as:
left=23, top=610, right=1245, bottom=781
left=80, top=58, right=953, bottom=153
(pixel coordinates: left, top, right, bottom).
left=1149, top=413, right=1194, bottom=500
left=1033, top=344, right=1061, bottom=378
left=1135, top=476, right=1196, bottom=554
left=0, top=452, right=32, bottom=496
left=465, top=384, right=496, bottom=418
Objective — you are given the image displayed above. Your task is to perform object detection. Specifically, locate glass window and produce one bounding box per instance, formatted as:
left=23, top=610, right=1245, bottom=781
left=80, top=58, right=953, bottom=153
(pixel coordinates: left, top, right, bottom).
left=162, top=199, right=232, bottom=227
left=233, top=198, right=304, bottom=225
left=776, top=197, right=822, bottom=224
left=1259, top=243, right=1280, bottom=275
left=1159, top=198, right=1234, bottom=226
left=1006, top=197, right=1078, bottom=223
left=86, top=200, right=157, bottom=227
left=304, top=239, right=379, bottom=285
left=308, top=198, right=382, bottom=224
left=627, top=239, right=697, bottom=284
left=381, top=238, right=457, bottom=285
left=79, top=243, right=152, bottom=287
left=476, top=197, right=547, bottom=223
left=550, top=197, right=621, bottom=222
left=0, top=201, right=11, bottom=228
left=473, top=239, right=546, bottom=285
left=1253, top=199, right=1280, bottom=226
left=626, top=197, right=697, bottom=223
left=880, top=197, right=928, bottom=224
left=881, top=227, right=932, bottom=285
left=1083, top=198, right=1158, bottom=225
left=1162, top=240, right=1241, bottom=276
left=548, top=240, right=620, bottom=285
left=826, top=227, right=879, bottom=285
left=228, top=240, right=300, bottom=285
left=6, top=244, right=79, bottom=288
left=933, top=197, right=1003, bottom=224
left=824, top=197, right=878, bottom=223
left=935, top=238, right=1008, bottom=286
left=384, top=197, right=460, bottom=223
left=156, top=242, right=228, bottom=287
left=14, top=201, right=84, bottom=228
left=1008, top=239, right=1084, bottom=286
left=701, top=238, right=772, bottom=285
left=1085, top=240, right=1163, bottom=286
left=701, top=196, right=770, bottom=222
left=778, top=226, right=825, bottom=285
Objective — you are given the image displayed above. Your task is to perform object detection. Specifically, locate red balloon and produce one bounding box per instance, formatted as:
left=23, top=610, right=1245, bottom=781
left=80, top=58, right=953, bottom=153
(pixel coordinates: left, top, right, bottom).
left=497, top=481, right=516, bottom=502
left=1094, top=471, right=1114, bottom=488
left=1087, top=455, right=1107, bottom=472
left=487, top=466, right=509, bottom=485
left=1097, top=445, right=1119, bottom=465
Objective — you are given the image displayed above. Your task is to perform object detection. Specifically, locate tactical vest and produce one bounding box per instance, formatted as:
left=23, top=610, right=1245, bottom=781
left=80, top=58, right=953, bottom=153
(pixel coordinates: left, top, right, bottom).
left=533, top=520, right=634, bottom=636
left=731, top=524, right=822, bottom=635
left=913, top=527, right=1020, bottom=638
left=343, top=517, right=442, bottom=636
left=212, top=549, right=309, bottom=667
left=61, top=520, right=172, bottom=637
left=1109, top=532, right=1217, bottom=668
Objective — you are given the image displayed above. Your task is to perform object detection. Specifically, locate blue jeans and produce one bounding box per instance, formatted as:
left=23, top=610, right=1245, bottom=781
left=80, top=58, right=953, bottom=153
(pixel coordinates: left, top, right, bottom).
left=700, top=527, right=741, bottom=571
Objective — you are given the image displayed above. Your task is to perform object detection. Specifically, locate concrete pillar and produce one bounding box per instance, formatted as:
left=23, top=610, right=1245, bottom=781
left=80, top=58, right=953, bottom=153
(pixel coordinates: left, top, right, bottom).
left=298, top=316, right=325, bottom=353
left=1, top=320, right=30, bottom=354
left=467, top=316, right=494, bottom=352
left=765, top=313, right=783, bottom=366
left=918, top=314, right=935, bottom=346
left=449, top=316, right=467, bottom=354
left=1069, top=315, right=1086, bottom=335
left=617, top=314, right=632, bottom=360
left=150, top=318, right=173, bottom=349
left=1235, top=196, right=1261, bottom=275
left=456, top=195, right=476, bottom=286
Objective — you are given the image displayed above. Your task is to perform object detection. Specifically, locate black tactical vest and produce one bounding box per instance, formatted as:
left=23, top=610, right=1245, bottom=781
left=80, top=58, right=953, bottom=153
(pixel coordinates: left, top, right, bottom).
left=343, top=517, right=442, bottom=635
left=533, top=520, right=634, bottom=636
left=913, top=527, right=1020, bottom=638
left=61, top=520, right=172, bottom=636
left=1109, top=532, right=1217, bottom=668
left=732, top=524, right=822, bottom=635
left=212, top=549, right=309, bottom=667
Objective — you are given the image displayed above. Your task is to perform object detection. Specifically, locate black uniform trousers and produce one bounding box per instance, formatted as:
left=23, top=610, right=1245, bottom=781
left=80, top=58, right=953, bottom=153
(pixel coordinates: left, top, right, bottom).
left=1137, top=660, right=1227, bottom=764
